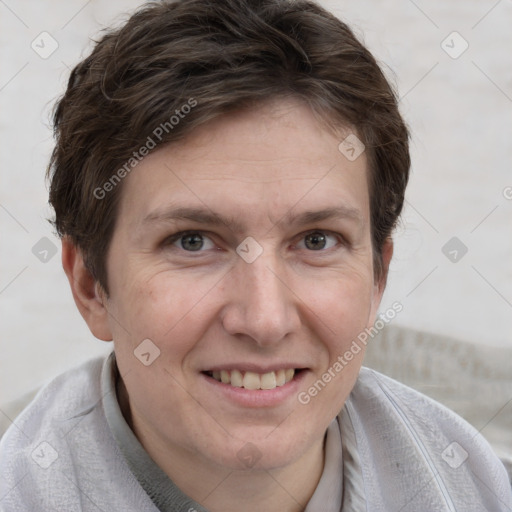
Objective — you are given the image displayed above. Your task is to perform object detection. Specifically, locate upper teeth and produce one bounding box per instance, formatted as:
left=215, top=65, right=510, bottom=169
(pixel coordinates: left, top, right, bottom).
left=211, top=369, right=295, bottom=390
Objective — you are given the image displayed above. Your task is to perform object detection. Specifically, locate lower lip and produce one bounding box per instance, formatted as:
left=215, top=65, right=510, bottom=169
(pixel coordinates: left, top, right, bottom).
left=201, top=370, right=308, bottom=408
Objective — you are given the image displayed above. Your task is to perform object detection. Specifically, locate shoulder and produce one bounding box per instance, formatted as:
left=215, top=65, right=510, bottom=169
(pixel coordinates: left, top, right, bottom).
left=0, top=355, right=157, bottom=511
left=0, top=357, right=105, bottom=503
left=0, top=355, right=158, bottom=511
left=1, top=356, right=105, bottom=447
left=353, top=366, right=470, bottom=425
left=343, top=367, right=512, bottom=510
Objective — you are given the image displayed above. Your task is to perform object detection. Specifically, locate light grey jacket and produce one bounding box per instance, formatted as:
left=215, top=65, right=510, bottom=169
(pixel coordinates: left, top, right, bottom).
left=0, top=355, right=510, bottom=511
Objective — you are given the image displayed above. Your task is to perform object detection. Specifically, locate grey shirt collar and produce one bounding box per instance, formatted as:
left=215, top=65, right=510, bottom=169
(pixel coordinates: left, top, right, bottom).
left=102, top=352, right=350, bottom=511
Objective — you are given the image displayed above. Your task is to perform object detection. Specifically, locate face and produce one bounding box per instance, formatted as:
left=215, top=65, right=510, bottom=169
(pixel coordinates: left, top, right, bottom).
left=101, top=99, right=388, bottom=473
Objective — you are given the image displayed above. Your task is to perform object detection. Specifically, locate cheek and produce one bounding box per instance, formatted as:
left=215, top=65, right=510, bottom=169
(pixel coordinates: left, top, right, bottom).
left=297, top=268, right=374, bottom=414
left=108, top=267, right=221, bottom=358
left=109, top=271, right=217, bottom=421
left=304, top=263, right=374, bottom=335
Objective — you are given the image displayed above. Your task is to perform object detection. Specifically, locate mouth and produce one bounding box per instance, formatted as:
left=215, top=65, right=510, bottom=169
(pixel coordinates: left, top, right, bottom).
left=202, top=368, right=302, bottom=390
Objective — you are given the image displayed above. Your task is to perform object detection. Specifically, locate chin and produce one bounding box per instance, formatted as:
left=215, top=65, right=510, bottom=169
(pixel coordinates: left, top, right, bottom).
left=203, top=423, right=320, bottom=472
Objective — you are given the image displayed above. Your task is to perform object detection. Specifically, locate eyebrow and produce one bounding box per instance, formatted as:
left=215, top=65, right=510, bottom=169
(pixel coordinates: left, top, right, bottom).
left=290, top=206, right=363, bottom=226
left=141, top=206, right=245, bottom=234
left=140, top=205, right=364, bottom=234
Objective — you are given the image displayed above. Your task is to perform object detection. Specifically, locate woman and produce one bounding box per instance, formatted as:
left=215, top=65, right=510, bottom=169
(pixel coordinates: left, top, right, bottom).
left=1, top=0, right=510, bottom=510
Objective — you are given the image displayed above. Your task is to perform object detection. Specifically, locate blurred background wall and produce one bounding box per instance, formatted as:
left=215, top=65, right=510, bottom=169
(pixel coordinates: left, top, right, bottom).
left=1, top=0, right=511, bottom=405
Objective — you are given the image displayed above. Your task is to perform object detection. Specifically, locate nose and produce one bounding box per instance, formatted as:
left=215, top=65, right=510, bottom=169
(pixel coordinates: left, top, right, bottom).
left=220, top=253, right=301, bottom=347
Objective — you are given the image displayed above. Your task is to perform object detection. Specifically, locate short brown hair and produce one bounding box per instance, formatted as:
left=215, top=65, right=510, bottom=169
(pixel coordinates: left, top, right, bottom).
left=47, top=0, right=410, bottom=294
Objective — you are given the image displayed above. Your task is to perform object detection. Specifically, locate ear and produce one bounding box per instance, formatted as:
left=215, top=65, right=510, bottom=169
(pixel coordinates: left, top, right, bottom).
left=369, top=237, right=394, bottom=320
left=61, top=237, right=113, bottom=341
left=376, top=237, right=393, bottom=296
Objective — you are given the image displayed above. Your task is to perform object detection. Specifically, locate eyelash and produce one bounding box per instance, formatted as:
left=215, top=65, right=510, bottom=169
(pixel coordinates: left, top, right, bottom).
left=162, top=230, right=346, bottom=253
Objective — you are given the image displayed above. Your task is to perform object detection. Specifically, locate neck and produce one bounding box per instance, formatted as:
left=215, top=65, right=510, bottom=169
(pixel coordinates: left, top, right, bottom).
left=201, top=448, right=324, bottom=512
left=145, top=428, right=324, bottom=512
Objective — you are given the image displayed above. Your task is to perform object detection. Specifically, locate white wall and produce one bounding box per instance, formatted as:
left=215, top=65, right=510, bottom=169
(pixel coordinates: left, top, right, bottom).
left=1, top=0, right=511, bottom=405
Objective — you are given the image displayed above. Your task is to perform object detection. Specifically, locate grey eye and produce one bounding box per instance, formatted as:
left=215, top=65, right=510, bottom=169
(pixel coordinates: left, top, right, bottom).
left=297, top=231, right=338, bottom=251
left=181, top=233, right=204, bottom=251
left=173, top=233, right=215, bottom=251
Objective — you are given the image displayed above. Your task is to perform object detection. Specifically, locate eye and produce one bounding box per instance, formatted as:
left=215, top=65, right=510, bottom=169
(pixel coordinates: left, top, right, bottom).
left=168, top=231, right=216, bottom=252
left=296, top=231, right=339, bottom=251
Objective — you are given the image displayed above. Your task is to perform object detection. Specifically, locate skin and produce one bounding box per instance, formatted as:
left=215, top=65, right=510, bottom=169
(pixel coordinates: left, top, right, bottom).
left=63, top=98, right=392, bottom=512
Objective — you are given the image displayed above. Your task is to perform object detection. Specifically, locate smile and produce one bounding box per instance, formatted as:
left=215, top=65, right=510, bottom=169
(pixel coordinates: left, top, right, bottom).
left=204, top=369, right=297, bottom=390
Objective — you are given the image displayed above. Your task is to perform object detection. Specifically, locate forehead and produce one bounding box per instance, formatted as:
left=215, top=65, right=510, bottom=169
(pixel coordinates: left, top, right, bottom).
left=116, top=99, right=370, bottom=230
